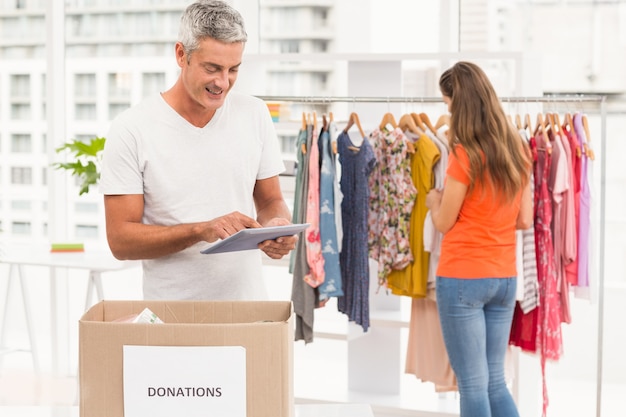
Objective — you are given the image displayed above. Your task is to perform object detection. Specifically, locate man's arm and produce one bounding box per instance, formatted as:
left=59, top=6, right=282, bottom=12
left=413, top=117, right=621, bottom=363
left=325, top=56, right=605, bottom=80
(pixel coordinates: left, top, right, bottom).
left=253, top=176, right=297, bottom=259
left=104, top=194, right=260, bottom=260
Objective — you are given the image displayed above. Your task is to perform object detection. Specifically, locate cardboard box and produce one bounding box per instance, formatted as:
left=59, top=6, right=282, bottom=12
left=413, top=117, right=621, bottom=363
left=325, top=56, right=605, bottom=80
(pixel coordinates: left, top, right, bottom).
left=79, top=300, right=294, bottom=417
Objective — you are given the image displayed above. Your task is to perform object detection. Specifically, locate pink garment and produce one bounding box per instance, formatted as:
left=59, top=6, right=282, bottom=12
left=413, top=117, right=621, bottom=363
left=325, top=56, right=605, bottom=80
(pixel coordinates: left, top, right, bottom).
left=509, top=132, right=563, bottom=417
left=304, top=126, right=325, bottom=287
left=405, top=293, right=457, bottom=391
left=557, top=131, right=577, bottom=324
left=562, top=126, right=581, bottom=287
left=573, top=113, right=591, bottom=296
left=547, top=130, right=567, bottom=293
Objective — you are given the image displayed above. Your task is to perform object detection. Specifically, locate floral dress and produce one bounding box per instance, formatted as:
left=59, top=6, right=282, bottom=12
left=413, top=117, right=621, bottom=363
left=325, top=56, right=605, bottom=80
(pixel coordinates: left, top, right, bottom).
left=367, top=127, right=417, bottom=287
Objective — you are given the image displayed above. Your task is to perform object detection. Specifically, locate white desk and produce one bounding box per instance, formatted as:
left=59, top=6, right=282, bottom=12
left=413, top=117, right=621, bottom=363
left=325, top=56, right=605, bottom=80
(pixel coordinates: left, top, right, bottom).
left=0, top=404, right=375, bottom=417
left=0, top=243, right=140, bottom=376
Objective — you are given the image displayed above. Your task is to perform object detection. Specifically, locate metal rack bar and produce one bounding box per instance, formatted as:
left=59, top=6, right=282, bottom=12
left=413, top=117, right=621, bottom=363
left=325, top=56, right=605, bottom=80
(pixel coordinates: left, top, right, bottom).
left=255, top=94, right=606, bottom=104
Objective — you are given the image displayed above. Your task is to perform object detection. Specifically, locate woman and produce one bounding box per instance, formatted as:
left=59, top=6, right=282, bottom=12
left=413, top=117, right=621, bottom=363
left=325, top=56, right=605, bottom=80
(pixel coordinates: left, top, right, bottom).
left=426, top=61, right=532, bottom=417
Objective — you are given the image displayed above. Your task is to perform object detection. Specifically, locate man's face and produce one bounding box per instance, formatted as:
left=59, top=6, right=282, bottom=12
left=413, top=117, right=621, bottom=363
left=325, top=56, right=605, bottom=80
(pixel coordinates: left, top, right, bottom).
left=177, top=37, right=244, bottom=112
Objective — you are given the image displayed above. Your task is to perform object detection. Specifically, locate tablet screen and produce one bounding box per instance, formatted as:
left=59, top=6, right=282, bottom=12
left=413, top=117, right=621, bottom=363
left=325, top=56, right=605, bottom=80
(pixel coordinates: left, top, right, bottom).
left=200, top=223, right=309, bottom=254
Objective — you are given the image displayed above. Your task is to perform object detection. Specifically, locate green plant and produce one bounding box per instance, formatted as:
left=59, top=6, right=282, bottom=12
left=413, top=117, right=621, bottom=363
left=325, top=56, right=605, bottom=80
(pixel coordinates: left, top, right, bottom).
left=52, top=136, right=106, bottom=195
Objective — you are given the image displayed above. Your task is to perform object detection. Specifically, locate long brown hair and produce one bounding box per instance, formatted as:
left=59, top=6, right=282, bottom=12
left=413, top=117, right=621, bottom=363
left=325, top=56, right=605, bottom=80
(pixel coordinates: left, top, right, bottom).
left=439, top=61, right=530, bottom=202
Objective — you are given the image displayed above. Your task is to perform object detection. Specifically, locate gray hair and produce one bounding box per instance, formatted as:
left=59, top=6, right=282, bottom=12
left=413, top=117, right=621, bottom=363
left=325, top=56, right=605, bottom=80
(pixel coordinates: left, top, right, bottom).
left=178, top=0, right=247, bottom=56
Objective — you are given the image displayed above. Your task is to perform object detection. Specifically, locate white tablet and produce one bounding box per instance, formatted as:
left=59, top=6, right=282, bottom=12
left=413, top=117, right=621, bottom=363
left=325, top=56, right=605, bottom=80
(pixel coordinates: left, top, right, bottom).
left=200, top=223, right=309, bottom=255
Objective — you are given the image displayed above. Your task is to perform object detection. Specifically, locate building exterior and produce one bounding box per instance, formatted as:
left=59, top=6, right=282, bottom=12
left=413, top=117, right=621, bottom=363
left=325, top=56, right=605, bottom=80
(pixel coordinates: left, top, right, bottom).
left=0, top=0, right=624, bottom=252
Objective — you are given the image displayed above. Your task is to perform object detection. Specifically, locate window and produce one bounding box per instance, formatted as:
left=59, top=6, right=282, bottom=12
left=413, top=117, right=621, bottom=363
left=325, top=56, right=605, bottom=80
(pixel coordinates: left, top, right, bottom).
left=310, top=72, right=328, bottom=92
left=75, top=224, right=98, bottom=239
left=269, top=72, right=296, bottom=96
left=10, top=74, right=30, bottom=97
left=11, top=103, right=31, bottom=119
left=312, top=7, right=329, bottom=27
left=74, top=73, right=96, bottom=97
left=109, top=103, right=130, bottom=120
left=42, top=73, right=47, bottom=119
left=11, top=167, right=32, bottom=185
left=279, top=40, right=300, bottom=54
left=11, top=221, right=31, bottom=235
left=75, top=202, right=99, bottom=213
left=109, top=72, right=132, bottom=99
left=278, top=134, right=297, bottom=155
left=11, top=200, right=31, bottom=211
left=312, top=40, right=329, bottom=53
left=75, top=103, right=97, bottom=120
left=142, top=72, right=166, bottom=98
left=11, top=134, right=32, bottom=153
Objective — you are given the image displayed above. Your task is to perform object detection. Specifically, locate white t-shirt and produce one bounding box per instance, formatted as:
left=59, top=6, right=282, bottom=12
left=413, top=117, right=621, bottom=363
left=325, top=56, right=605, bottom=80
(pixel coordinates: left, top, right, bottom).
left=100, top=91, right=285, bottom=300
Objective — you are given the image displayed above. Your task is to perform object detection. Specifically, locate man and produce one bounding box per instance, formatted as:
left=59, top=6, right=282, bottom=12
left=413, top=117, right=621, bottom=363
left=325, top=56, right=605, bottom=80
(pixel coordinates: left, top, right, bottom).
left=100, top=0, right=296, bottom=301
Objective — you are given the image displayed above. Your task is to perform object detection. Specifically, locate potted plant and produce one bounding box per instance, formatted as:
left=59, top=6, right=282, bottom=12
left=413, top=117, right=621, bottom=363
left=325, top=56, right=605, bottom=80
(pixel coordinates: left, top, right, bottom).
left=52, top=136, right=106, bottom=195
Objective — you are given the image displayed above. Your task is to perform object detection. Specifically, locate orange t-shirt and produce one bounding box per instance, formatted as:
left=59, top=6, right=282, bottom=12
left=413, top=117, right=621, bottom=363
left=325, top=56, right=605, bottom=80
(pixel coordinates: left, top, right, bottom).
left=436, top=145, right=522, bottom=279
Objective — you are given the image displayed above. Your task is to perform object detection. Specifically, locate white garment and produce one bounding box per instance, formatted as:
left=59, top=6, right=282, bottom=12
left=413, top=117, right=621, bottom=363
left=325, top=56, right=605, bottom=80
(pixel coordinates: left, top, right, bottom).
left=423, top=128, right=449, bottom=287
left=100, top=92, right=285, bottom=300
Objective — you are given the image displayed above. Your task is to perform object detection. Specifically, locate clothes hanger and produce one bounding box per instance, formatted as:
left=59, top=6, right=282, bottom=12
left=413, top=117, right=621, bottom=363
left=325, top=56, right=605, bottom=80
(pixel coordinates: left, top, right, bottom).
left=524, top=113, right=532, bottom=132
left=410, top=112, right=427, bottom=132
left=419, top=112, right=436, bottom=134
left=551, top=112, right=561, bottom=134
left=322, top=114, right=328, bottom=133
left=582, top=114, right=595, bottom=160
left=562, top=111, right=581, bottom=157
left=343, top=112, right=365, bottom=152
left=328, top=112, right=338, bottom=154
left=515, top=114, right=522, bottom=130
left=397, top=114, right=418, bottom=153
left=533, top=112, right=551, bottom=154
left=379, top=112, right=397, bottom=132
left=435, top=114, right=450, bottom=130
left=399, top=113, right=423, bottom=135
left=544, top=113, right=560, bottom=145
left=300, top=112, right=307, bottom=154
left=343, top=112, right=365, bottom=137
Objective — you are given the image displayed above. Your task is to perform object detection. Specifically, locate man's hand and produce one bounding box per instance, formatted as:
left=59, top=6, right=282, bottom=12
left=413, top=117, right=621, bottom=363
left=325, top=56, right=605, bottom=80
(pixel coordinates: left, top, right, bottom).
left=257, top=217, right=297, bottom=259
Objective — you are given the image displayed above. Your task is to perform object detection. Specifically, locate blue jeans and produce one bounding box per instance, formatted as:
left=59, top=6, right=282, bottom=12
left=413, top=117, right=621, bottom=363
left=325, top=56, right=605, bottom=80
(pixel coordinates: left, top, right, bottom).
left=436, top=277, right=520, bottom=417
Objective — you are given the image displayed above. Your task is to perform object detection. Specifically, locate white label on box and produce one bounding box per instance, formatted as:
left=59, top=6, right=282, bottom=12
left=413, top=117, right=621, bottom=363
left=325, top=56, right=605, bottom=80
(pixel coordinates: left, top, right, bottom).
left=123, top=345, right=246, bottom=417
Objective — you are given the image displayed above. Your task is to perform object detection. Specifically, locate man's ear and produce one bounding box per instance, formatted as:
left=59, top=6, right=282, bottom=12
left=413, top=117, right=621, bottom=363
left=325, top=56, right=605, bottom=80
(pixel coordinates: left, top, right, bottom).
left=175, top=42, right=187, bottom=67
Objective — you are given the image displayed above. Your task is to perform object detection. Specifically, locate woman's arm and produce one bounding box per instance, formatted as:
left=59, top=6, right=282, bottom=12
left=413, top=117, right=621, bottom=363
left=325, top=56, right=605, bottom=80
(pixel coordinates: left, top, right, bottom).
left=426, top=176, right=467, bottom=234
left=516, top=180, right=533, bottom=229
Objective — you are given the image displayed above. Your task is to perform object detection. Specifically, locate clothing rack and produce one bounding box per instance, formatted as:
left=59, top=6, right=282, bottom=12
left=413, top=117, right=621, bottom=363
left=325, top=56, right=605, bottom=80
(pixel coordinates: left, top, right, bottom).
left=256, top=94, right=606, bottom=104
left=259, top=93, right=608, bottom=417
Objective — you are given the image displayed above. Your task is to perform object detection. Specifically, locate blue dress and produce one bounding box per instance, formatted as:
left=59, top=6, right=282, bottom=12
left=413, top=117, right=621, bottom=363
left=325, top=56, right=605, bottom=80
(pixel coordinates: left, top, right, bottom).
left=336, top=130, right=376, bottom=331
left=317, top=124, right=343, bottom=300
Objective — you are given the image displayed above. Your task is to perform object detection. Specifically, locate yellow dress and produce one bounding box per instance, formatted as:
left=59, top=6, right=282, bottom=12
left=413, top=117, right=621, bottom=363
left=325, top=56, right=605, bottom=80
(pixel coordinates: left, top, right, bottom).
left=386, top=132, right=440, bottom=298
